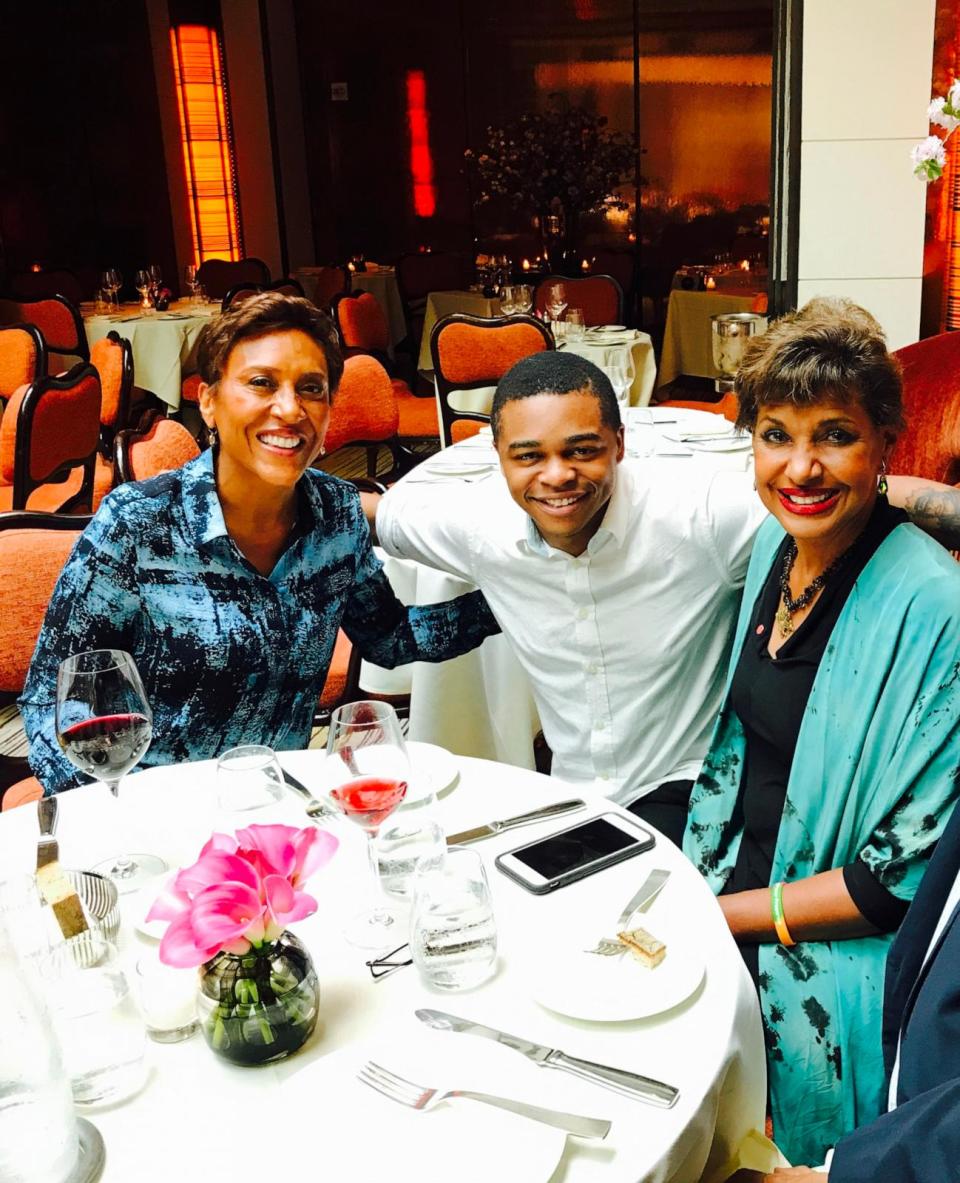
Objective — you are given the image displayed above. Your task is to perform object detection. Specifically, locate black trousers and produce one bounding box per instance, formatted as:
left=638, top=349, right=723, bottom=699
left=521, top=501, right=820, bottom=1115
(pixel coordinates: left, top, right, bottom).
left=627, top=779, right=695, bottom=848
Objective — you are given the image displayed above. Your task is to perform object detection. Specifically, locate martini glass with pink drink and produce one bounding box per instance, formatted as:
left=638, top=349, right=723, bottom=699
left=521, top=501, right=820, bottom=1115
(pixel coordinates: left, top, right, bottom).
left=325, top=700, right=411, bottom=948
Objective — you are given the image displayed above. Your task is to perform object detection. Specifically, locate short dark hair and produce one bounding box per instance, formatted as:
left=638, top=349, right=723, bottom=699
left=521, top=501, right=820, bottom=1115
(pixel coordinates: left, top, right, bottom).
left=197, top=291, right=344, bottom=394
left=491, top=351, right=622, bottom=439
left=735, top=297, right=904, bottom=433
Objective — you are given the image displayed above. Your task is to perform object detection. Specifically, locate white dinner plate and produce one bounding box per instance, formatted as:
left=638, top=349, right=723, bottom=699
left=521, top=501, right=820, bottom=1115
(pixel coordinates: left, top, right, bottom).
left=523, top=919, right=705, bottom=1022
left=280, top=1037, right=568, bottom=1183
left=406, top=741, right=459, bottom=799
left=131, top=884, right=168, bottom=941
left=592, top=324, right=627, bottom=333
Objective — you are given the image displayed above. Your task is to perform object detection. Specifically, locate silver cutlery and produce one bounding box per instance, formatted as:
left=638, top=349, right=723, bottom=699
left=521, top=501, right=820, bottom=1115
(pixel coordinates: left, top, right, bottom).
left=446, top=799, right=585, bottom=845
left=280, top=768, right=335, bottom=822
left=416, top=1009, right=679, bottom=1108
left=586, top=867, right=671, bottom=956
left=358, top=1060, right=611, bottom=1137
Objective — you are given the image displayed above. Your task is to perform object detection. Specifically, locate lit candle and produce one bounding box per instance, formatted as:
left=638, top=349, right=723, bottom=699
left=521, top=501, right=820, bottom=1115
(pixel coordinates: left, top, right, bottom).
left=347, top=261, right=356, bottom=272
left=30, top=262, right=41, bottom=272
left=581, top=258, right=590, bottom=272
left=740, top=259, right=751, bottom=272
left=522, top=258, right=530, bottom=272
left=705, top=275, right=717, bottom=290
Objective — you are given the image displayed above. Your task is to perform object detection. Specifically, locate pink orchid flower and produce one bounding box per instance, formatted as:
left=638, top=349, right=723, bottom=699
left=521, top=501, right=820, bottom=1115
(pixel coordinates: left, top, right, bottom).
left=150, top=824, right=337, bottom=969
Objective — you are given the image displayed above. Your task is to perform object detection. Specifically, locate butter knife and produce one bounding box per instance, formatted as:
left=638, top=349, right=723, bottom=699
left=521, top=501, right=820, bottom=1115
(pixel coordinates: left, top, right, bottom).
left=446, top=799, right=585, bottom=845
left=415, top=1008, right=679, bottom=1107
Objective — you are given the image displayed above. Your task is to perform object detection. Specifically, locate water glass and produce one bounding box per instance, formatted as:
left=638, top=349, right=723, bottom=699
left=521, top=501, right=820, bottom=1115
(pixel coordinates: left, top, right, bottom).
left=376, top=784, right=445, bottom=900
left=39, top=933, right=147, bottom=1107
left=135, top=954, right=198, bottom=1043
left=411, top=847, right=498, bottom=991
left=566, top=308, right=585, bottom=339
left=217, top=744, right=285, bottom=811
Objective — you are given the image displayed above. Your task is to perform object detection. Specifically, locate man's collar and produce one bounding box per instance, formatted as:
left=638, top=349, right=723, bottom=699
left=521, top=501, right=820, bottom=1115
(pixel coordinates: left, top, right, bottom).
left=517, top=463, right=631, bottom=558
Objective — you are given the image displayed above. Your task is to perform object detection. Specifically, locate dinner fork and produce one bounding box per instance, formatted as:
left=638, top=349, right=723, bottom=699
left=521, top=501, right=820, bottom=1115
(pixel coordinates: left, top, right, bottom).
left=357, top=1061, right=610, bottom=1139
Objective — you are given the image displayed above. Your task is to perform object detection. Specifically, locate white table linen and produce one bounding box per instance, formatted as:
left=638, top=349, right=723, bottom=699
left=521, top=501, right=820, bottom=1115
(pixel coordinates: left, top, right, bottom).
left=363, top=412, right=755, bottom=771
left=658, top=291, right=759, bottom=388
left=560, top=332, right=658, bottom=406
left=83, top=300, right=219, bottom=409
left=0, top=754, right=765, bottom=1182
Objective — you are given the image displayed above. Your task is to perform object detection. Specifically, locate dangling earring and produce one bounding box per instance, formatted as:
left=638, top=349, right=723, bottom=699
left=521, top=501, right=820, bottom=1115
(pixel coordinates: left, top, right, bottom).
left=877, top=458, right=888, bottom=496
left=206, top=426, right=218, bottom=448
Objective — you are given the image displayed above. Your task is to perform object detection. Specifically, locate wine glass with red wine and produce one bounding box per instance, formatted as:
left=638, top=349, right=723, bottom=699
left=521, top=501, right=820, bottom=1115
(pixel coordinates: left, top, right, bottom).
left=325, top=700, right=410, bottom=948
left=55, top=649, right=166, bottom=893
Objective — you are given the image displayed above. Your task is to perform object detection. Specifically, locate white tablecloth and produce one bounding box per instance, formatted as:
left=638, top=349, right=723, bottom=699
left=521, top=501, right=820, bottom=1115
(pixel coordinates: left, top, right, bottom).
left=560, top=332, right=658, bottom=406
left=83, top=300, right=219, bottom=409
left=0, top=756, right=765, bottom=1182
left=364, top=412, right=754, bottom=769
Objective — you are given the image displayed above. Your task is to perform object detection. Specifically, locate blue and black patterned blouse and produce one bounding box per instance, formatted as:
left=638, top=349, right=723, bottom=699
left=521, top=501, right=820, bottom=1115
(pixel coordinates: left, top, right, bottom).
left=21, top=450, right=500, bottom=794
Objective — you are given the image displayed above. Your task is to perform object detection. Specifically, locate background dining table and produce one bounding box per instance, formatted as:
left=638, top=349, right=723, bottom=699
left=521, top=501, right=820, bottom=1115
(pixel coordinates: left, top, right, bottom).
left=82, top=299, right=220, bottom=410
left=657, top=290, right=761, bottom=389
left=362, top=408, right=755, bottom=769
left=0, top=753, right=767, bottom=1182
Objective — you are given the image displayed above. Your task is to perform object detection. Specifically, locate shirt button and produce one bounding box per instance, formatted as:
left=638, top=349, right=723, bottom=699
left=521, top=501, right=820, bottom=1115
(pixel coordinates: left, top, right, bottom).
left=586, top=661, right=598, bottom=675
left=594, top=719, right=607, bottom=731
left=576, top=606, right=589, bottom=621
left=599, top=773, right=610, bottom=782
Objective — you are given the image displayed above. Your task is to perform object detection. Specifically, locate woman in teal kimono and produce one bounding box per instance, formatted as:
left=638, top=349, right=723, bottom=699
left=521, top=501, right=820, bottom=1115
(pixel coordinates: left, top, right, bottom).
left=683, top=298, right=960, bottom=1167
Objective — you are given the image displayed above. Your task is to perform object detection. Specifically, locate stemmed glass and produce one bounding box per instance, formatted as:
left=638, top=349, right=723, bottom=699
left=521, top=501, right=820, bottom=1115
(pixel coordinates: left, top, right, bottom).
left=499, top=285, right=518, bottom=316
left=134, top=270, right=153, bottom=312
left=544, top=282, right=568, bottom=325
left=101, top=269, right=121, bottom=312
left=607, top=352, right=635, bottom=409
left=55, top=649, right=165, bottom=893
left=324, top=701, right=411, bottom=948
left=184, top=263, right=198, bottom=302
left=515, top=284, right=534, bottom=314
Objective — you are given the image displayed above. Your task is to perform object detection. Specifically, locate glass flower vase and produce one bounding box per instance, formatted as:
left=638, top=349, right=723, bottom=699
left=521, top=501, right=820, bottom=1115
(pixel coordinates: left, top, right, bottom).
left=197, top=931, right=319, bottom=1066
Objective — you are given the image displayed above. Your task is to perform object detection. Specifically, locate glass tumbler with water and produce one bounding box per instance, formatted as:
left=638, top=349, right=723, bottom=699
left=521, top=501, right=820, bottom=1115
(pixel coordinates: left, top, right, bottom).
left=39, top=932, right=148, bottom=1107
left=217, top=744, right=285, bottom=811
left=411, top=847, right=498, bottom=991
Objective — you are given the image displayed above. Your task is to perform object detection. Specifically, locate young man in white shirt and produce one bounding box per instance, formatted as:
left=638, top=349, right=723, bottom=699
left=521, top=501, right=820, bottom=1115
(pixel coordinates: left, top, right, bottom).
left=374, top=351, right=960, bottom=843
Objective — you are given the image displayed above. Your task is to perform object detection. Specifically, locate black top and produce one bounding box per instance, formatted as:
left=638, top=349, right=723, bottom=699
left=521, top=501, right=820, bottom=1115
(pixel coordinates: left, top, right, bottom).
left=723, top=498, right=911, bottom=974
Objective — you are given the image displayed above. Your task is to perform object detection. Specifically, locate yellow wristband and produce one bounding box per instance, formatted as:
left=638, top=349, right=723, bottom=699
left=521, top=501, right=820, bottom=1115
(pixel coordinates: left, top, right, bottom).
left=771, top=881, right=796, bottom=947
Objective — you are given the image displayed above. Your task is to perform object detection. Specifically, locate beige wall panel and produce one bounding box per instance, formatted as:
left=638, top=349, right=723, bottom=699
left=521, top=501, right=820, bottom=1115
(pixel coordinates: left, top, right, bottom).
left=795, top=277, right=922, bottom=350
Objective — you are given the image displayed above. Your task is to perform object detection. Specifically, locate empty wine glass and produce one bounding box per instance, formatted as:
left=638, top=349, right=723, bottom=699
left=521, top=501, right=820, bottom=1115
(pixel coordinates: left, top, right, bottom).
left=184, top=263, right=198, bottom=302
left=147, top=263, right=162, bottom=288
left=55, top=649, right=165, bottom=893
left=607, top=352, right=635, bottom=409
left=544, top=282, right=568, bottom=324
left=133, top=270, right=153, bottom=313
left=516, top=284, right=534, bottom=314
left=499, top=285, right=518, bottom=316
left=101, top=269, right=121, bottom=311
left=324, top=701, right=411, bottom=948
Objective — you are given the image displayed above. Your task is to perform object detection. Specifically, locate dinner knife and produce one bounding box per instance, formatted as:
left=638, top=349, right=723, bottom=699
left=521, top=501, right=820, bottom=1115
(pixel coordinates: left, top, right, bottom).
left=415, top=1008, right=679, bottom=1108
left=446, top=799, right=586, bottom=845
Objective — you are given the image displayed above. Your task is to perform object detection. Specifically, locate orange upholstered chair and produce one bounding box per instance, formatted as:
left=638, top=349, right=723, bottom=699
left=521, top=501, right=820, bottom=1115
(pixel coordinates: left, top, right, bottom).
left=2, top=776, right=43, bottom=810
left=333, top=292, right=440, bottom=449
left=0, top=511, right=91, bottom=804
left=196, top=257, right=270, bottom=300
left=534, top=274, right=623, bottom=327
left=115, top=413, right=201, bottom=484
left=889, top=331, right=960, bottom=484
left=0, top=295, right=89, bottom=366
left=324, top=354, right=402, bottom=477
left=655, top=390, right=740, bottom=423
left=89, top=331, right=135, bottom=509
left=430, top=314, right=554, bottom=447
left=0, top=324, right=46, bottom=402
left=0, top=362, right=101, bottom=512
left=302, top=265, right=349, bottom=310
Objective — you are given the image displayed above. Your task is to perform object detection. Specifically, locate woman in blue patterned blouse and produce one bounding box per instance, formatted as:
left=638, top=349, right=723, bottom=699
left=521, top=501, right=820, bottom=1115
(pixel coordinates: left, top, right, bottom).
left=21, top=293, right=500, bottom=793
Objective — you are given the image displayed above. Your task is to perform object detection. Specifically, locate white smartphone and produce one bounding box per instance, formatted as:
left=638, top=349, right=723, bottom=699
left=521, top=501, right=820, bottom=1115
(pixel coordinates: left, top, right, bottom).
left=494, top=813, right=655, bottom=895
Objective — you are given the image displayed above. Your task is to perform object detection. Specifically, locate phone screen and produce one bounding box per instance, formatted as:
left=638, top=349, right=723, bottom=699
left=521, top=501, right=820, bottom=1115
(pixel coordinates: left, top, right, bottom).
left=512, top=817, right=639, bottom=879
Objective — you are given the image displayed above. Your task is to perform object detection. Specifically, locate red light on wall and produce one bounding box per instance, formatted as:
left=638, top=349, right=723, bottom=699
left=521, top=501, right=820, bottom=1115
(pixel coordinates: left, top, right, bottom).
left=406, top=70, right=436, bottom=219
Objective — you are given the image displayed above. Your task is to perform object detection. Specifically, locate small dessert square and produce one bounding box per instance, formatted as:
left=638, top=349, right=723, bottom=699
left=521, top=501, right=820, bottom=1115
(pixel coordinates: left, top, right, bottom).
left=617, top=926, right=666, bottom=968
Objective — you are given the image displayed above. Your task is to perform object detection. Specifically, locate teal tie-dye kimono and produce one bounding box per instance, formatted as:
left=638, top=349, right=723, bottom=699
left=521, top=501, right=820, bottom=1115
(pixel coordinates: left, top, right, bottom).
left=684, top=516, right=960, bottom=1166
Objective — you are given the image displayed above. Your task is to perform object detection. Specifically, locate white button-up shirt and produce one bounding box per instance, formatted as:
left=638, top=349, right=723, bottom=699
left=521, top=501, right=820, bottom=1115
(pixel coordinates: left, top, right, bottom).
left=377, top=459, right=764, bottom=805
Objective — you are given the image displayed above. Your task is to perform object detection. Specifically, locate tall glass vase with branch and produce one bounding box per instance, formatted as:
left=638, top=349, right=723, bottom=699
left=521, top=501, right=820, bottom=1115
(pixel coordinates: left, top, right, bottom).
left=324, top=701, right=409, bottom=949
left=55, top=650, right=166, bottom=893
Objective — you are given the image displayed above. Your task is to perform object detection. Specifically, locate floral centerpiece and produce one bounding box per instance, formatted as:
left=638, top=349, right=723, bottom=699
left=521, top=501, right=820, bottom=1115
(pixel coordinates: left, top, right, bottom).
left=912, top=80, right=960, bottom=180
left=148, top=824, right=338, bottom=1065
left=464, top=97, right=634, bottom=265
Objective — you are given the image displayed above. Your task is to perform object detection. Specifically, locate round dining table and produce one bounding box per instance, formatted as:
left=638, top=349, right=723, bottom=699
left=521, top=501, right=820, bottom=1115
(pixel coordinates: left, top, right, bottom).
left=1, top=754, right=765, bottom=1183
left=82, top=299, right=220, bottom=410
